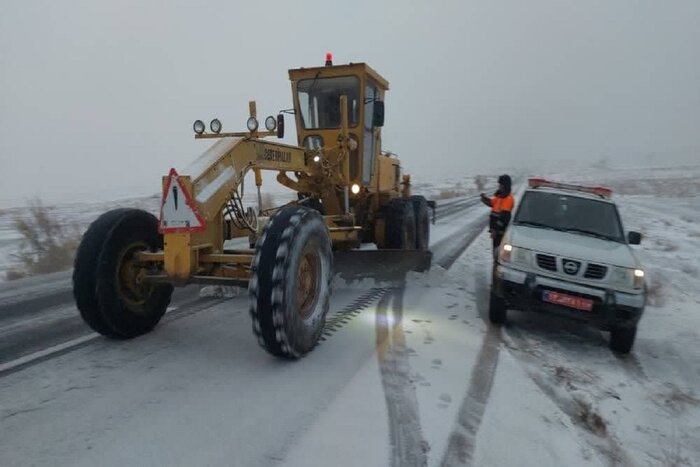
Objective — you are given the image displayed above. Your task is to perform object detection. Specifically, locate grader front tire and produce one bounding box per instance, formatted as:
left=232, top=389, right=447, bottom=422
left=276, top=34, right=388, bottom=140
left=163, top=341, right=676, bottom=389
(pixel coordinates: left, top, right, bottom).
left=249, top=206, right=332, bottom=358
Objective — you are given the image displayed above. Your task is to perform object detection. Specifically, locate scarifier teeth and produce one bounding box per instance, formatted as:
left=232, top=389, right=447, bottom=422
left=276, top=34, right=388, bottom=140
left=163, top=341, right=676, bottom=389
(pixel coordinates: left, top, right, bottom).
left=315, top=288, right=390, bottom=345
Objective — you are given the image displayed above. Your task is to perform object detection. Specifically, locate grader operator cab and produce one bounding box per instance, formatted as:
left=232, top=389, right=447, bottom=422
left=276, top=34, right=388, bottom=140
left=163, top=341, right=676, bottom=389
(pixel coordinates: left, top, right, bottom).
left=73, top=55, right=434, bottom=358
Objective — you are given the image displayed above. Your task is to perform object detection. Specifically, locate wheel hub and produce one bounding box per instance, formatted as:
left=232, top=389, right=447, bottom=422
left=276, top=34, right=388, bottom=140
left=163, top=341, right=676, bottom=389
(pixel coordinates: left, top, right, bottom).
left=117, top=242, right=154, bottom=308
left=297, top=248, right=321, bottom=320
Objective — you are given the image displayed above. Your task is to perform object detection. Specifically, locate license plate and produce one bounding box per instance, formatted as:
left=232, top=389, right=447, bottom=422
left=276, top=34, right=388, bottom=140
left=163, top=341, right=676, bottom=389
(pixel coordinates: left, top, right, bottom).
left=542, top=290, right=594, bottom=312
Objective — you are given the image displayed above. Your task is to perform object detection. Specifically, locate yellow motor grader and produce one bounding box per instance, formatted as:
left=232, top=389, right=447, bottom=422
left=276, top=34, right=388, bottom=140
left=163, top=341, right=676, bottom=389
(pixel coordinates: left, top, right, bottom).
left=73, top=55, right=434, bottom=358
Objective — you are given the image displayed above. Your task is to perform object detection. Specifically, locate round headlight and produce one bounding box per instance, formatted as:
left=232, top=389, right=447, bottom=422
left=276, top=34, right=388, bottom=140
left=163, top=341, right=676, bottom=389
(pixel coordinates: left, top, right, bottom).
left=210, top=118, right=222, bottom=134
left=265, top=116, right=277, bottom=131
left=247, top=117, right=259, bottom=132
left=313, top=155, right=321, bottom=163
left=499, top=244, right=513, bottom=262
left=193, top=120, right=205, bottom=135
left=351, top=183, right=361, bottom=194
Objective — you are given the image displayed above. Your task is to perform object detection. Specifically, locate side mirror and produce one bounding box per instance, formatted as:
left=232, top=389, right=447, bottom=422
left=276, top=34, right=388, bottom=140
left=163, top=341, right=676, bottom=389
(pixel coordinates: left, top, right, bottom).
left=628, top=231, right=642, bottom=245
left=372, top=100, right=385, bottom=127
left=276, top=114, right=285, bottom=139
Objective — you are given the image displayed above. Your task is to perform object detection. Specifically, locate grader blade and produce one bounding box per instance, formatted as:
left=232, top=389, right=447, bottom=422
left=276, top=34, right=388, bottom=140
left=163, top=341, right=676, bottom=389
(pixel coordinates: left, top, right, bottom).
left=333, top=250, right=432, bottom=282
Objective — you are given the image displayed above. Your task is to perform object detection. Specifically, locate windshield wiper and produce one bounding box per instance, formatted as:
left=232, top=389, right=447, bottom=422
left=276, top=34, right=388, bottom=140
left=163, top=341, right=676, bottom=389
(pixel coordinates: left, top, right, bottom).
left=514, top=220, right=561, bottom=231
left=307, top=70, right=322, bottom=95
left=562, top=228, right=618, bottom=242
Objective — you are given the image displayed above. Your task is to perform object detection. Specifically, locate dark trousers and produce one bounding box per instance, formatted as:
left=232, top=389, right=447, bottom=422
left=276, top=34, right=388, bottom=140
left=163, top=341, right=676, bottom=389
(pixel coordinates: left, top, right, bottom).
left=491, top=231, right=504, bottom=260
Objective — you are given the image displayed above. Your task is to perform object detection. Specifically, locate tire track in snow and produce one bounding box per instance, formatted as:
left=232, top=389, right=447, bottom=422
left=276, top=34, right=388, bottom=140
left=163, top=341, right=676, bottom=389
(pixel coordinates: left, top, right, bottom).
left=440, top=271, right=501, bottom=467
left=502, top=326, right=637, bottom=467
left=613, top=352, right=648, bottom=383
left=370, top=196, right=489, bottom=466
left=376, top=286, right=428, bottom=467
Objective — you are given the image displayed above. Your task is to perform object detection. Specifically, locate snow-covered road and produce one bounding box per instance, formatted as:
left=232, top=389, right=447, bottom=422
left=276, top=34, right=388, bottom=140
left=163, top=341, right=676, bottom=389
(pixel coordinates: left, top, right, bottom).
left=0, top=195, right=491, bottom=466
left=1, top=170, right=699, bottom=467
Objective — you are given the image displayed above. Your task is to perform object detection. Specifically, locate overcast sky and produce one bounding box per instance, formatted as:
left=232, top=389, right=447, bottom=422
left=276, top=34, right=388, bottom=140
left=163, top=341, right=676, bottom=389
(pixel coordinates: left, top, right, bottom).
left=1, top=0, right=699, bottom=206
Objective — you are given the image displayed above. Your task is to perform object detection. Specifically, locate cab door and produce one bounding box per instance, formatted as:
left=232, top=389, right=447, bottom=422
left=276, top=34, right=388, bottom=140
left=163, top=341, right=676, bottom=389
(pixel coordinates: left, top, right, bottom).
left=363, top=82, right=377, bottom=186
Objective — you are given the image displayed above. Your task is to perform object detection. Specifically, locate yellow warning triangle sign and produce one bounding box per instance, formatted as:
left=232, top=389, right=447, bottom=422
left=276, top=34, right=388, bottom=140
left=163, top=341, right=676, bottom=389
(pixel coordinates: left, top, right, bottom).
left=159, top=168, right=206, bottom=233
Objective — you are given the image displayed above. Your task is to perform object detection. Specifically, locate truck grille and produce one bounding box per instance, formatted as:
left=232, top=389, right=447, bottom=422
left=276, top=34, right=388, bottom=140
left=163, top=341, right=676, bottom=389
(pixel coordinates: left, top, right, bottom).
left=562, top=259, right=581, bottom=275
left=536, top=254, right=557, bottom=272
left=584, top=263, right=608, bottom=280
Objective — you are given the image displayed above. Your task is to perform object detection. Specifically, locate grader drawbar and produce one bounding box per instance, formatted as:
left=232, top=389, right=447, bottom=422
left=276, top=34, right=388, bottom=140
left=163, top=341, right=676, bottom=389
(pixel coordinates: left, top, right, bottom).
left=73, top=55, right=434, bottom=358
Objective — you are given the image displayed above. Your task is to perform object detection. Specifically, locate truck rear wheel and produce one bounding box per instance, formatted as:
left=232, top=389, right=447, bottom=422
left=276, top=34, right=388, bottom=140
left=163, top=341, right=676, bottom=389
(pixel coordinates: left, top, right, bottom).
left=410, top=195, right=430, bottom=250
left=610, top=326, right=636, bottom=354
left=249, top=206, right=332, bottom=358
left=386, top=198, right=416, bottom=249
left=74, top=209, right=173, bottom=338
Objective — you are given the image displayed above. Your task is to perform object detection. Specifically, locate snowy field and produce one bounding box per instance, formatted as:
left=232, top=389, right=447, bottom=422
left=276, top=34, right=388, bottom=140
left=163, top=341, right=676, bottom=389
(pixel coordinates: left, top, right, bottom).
left=0, top=188, right=297, bottom=280
left=0, top=165, right=699, bottom=466
left=0, top=174, right=489, bottom=281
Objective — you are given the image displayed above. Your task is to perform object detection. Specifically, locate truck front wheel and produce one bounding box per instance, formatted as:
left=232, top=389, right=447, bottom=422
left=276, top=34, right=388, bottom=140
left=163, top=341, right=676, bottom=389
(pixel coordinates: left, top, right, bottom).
left=610, top=326, right=637, bottom=354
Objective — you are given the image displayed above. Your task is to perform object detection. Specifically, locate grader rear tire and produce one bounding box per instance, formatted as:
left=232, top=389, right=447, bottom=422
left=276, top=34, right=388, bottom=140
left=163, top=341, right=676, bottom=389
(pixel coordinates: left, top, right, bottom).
left=386, top=198, right=416, bottom=249
left=74, top=209, right=173, bottom=338
left=410, top=195, right=430, bottom=250
left=249, top=206, right=332, bottom=358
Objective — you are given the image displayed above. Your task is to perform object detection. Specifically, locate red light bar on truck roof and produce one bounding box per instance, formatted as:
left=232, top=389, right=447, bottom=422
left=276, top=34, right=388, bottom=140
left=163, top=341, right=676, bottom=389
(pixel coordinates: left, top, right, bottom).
left=528, top=178, right=613, bottom=199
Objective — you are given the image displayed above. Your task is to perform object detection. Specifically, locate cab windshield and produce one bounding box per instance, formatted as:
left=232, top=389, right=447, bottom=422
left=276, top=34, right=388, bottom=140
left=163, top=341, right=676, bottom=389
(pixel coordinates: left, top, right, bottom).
left=514, top=190, right=625, bottom=243
left=297, top=76, right=360, bottom=129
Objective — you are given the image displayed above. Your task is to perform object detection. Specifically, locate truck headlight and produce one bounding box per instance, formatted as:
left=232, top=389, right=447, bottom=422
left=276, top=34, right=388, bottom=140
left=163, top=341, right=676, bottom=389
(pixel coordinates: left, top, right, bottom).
left=500, top=244, right=513, bottom=262
left=610, top=267, right=645, bottom=290
left=499, top=244, right=531, bottom=265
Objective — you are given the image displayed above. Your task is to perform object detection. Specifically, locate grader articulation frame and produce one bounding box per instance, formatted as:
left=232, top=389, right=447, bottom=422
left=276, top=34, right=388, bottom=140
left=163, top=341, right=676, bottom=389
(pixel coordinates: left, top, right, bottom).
left=73, top=57, right=434, bottom=358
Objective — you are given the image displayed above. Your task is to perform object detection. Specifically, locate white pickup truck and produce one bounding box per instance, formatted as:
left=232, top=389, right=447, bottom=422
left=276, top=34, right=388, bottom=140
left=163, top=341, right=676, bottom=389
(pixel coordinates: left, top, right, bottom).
left=490, top=178, right=646, bottom=353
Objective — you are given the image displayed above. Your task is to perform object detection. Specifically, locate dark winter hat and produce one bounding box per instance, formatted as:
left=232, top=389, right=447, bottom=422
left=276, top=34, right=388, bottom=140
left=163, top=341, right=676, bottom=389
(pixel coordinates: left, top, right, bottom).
left=498, top=174, right=512, bottom=188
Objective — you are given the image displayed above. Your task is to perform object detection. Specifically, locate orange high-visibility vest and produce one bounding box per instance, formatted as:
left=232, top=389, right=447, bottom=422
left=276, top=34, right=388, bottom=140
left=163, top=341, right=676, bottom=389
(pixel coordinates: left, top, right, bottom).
left=491, top=194, right=514, bottom=214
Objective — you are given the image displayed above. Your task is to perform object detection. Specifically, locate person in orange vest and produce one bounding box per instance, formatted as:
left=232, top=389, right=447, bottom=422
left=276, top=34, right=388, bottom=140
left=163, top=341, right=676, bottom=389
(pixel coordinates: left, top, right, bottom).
left=480, top=174, right=515, bottom=258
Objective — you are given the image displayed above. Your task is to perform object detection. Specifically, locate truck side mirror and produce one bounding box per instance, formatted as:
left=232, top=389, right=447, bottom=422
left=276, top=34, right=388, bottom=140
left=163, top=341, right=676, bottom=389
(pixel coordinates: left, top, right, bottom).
left=372, top=100, right=385, bottom=127
left=277, top=114, right=285, bottom=139
left=628, top=231, right=642, bottom=245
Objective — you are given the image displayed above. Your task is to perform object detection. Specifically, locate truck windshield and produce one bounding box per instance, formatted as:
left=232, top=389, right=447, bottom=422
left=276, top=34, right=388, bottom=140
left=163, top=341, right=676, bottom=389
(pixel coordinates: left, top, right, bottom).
left=514, top=191, right=625, bottom=243
left=297, top=76, right=360, bottom=129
